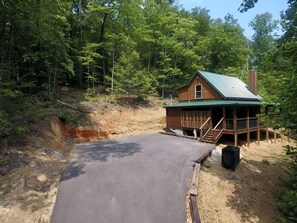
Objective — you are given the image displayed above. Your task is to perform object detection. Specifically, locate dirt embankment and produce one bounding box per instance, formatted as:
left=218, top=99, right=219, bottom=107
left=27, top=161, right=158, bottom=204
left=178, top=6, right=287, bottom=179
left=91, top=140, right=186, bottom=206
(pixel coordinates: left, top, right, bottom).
left=0, top=100, right=166, bottom=223
left=0, top=118, right=72, bottom=223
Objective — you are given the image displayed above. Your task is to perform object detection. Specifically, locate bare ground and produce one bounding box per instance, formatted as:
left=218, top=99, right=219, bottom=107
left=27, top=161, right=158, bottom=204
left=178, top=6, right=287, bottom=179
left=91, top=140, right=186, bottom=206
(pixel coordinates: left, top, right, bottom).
left=198, top=138, right=294, bottom=223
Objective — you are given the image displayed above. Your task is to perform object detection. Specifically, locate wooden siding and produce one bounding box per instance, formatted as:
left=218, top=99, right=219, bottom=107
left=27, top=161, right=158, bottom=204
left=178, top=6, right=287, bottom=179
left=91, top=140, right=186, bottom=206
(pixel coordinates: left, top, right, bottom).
left=178, top=74, right=222, bottom=101
left=166, top=107, right=181, bottom=129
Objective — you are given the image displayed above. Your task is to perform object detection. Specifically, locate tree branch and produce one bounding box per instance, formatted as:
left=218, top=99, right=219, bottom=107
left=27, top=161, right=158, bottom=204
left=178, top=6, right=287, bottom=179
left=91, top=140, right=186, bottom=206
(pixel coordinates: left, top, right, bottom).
left=1, top=0, right=8, bottom=8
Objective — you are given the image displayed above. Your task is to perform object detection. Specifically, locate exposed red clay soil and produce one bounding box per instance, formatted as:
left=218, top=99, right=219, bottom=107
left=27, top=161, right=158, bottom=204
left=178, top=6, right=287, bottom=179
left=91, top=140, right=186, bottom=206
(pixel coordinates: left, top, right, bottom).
left=58, top=119, right=109, bottom=142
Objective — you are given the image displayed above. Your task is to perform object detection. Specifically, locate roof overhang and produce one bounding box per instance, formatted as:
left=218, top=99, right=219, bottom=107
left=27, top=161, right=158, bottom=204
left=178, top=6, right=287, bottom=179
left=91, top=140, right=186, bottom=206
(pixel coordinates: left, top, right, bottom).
left=165, top=100, right=273, bottom=108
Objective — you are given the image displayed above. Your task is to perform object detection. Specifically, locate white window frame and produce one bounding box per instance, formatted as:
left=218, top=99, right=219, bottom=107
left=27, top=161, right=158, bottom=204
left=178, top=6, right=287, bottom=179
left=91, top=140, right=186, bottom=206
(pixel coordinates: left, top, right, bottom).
left=195, top=84, right=202, bottom=99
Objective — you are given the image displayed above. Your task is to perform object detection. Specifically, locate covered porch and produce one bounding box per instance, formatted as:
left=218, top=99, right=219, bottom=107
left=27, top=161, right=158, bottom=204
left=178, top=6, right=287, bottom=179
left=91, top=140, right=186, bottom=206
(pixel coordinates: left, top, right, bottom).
left=166, top=100, right=274, bottom=146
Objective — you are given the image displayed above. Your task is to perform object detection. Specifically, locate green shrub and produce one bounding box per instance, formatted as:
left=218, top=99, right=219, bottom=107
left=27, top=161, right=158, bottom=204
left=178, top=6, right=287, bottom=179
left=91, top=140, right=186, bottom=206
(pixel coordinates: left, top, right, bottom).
left=0, top=111, right=11, bottom=137
left=279, top=145, right=297, bottom=223
left=279, top=191, right=297, bottom=223
left=60, top=111, right=86, bottom=126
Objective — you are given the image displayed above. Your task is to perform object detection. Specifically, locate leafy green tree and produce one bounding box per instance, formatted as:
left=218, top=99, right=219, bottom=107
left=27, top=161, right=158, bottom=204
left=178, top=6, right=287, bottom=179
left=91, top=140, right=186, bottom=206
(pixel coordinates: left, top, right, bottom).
left=239, top=0, right=259, bottom=12
left=191, top=7, right=211, bottom=37
left=249, top=13, right=278, bottom=69
left=113, top=37, right=152, bottom=99
left=79, top=43, right=102, bottom=89
left=195, top=16, right=250, bottom=74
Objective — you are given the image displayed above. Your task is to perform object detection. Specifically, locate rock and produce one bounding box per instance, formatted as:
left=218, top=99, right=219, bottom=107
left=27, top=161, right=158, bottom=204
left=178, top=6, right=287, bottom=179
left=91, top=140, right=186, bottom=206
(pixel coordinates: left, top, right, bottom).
left=18, top=177, right=26, bottom=188
left=39, top=212, right=51, bottom=223
left=39, top=147, right=63, bottom=161
left=225, top=172, right=236, bottom=180
left=204, top=158, right=212, bottom=168
left=37, top=174, right=48, bottom=183
left=240, top=154, right=244, bottom=160
left=9, top=177, right=25, bottom=188
left=0, top=165, right=10, bottom=175
left=262, top=159, right=271, bottom=165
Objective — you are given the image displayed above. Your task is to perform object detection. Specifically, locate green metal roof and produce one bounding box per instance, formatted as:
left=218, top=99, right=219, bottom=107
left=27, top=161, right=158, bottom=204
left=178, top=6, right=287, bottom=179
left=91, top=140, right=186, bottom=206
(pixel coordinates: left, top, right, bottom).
left=198, top=70, right=262, bottom=100
left=181, top=70, right=262, bottom=100
left=165, top=100, right=271, bottom=108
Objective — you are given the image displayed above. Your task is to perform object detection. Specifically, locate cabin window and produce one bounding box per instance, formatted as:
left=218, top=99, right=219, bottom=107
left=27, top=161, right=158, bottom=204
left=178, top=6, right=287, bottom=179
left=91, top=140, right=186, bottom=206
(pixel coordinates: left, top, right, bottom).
left=195, top=84, right=202, bottom=99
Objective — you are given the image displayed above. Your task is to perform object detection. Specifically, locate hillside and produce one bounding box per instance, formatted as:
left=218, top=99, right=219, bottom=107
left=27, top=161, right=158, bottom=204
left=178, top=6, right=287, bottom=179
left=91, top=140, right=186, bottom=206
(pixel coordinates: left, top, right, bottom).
left=0, top=89, right=166, bottom=223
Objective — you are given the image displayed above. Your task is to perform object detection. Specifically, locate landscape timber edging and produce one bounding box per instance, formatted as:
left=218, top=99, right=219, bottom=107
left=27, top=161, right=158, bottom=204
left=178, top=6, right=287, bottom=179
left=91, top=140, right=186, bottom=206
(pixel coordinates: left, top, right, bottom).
left=189, top=150, right=212, bottom=223
left=159, top=131, right=198, bottom=140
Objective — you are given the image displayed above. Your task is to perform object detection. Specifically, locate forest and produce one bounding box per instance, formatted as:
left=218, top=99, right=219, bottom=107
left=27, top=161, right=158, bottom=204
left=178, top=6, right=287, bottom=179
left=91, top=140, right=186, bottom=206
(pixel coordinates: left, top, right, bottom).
left=0, top=0, right=297, bottom=221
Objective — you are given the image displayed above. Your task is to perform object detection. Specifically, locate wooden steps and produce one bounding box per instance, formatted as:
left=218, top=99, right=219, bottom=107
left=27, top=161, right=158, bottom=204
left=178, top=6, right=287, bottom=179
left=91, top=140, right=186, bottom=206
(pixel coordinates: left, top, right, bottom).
left=200, top=129, right=223, bottom=144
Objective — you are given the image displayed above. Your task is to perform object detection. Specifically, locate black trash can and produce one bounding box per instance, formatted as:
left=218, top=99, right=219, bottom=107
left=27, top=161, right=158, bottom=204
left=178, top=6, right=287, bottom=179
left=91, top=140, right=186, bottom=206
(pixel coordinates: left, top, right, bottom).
left=222, top=146, right=240, bottom=171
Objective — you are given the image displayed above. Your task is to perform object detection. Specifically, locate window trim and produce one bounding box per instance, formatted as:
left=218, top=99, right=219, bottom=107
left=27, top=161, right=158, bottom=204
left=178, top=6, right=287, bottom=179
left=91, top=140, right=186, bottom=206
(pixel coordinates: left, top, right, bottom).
left=195, top=84, right=202, bottom=99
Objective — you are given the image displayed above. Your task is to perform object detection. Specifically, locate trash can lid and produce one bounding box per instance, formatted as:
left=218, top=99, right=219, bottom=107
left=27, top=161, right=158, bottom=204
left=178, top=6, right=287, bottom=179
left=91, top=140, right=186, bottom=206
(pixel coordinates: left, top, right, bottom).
left=223, top=146, right=239, bottom=152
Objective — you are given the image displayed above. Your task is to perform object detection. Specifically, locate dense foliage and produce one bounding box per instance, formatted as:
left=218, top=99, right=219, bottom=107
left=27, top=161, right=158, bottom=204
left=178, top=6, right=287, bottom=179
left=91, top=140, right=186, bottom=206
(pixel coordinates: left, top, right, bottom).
left=0, top=0, right=251, bottom=98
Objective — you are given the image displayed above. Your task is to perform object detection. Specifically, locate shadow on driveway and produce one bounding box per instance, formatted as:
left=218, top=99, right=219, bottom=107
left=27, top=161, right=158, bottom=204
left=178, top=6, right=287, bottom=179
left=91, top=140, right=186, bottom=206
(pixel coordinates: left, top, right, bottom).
left=62, top=140, right=142, bottom=181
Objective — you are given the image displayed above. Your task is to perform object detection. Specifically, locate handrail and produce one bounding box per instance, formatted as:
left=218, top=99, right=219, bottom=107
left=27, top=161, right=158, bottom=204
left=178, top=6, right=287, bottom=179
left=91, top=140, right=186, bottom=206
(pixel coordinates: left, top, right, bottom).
left=213, top=117, right=224, bottom=130
left=202, top=128, right=211, bottom=139
left=226, top=117, right=258, bottom=121
left=214, top=128, right=225, bottom=143
left=199, top=117, right=211, bottom=130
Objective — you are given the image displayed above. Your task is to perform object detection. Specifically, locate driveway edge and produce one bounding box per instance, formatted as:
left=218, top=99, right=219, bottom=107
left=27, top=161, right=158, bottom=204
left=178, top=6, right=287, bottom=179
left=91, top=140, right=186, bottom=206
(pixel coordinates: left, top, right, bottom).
left=189, top=150, right=212, bottom=223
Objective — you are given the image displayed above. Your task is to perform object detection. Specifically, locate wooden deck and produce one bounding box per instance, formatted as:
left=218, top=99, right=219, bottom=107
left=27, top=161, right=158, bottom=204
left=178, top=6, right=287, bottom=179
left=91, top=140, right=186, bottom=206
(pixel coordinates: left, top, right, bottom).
left=181, top=112, right=269, bottom=146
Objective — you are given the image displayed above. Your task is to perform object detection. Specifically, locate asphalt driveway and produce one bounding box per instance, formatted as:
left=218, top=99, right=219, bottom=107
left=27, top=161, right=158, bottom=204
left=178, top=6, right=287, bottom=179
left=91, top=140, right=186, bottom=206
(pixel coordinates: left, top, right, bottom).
left=51, top=134, right=214, bottom=223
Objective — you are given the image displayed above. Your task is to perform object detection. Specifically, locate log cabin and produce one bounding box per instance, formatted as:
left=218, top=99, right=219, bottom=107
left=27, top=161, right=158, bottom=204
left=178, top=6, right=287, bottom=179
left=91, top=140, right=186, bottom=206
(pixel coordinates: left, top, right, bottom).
left=165, top=70, right=273, bottom=146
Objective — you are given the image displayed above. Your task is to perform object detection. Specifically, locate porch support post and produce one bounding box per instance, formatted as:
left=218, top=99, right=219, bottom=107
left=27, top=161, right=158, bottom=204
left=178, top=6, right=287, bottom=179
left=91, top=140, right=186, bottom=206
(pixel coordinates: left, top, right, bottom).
left=257, top=130, right=260, bottom=145
left=233, top=107, right=237, bottom=132
left=281, top=127, right=283, bottom=144
left=233, top=107, right=237, bottom=146
left=257, top=115, right=260, bottom=145
left=193, top=129, right=197, bottom=138
left=210, top=108, right=213, bottom=128
left=274, top=129, right=276, bottom=143
left=234, top=133, right=238, bottom=147
left=223, top=107, right=226, bottom=129
left=247, top=108, right=250, bottom=147
left=266, top=127, right=269, bottom=143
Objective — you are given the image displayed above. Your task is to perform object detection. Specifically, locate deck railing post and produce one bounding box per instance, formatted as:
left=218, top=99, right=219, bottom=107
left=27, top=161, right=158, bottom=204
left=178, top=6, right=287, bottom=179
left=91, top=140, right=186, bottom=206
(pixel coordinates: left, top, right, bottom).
left=223, top=107, right=226, bottom=129
left=257, top=116, right=260, bottom=145
left=247, top=112, right=250, bottom=147
left=233, top=108, right=237, bottom=132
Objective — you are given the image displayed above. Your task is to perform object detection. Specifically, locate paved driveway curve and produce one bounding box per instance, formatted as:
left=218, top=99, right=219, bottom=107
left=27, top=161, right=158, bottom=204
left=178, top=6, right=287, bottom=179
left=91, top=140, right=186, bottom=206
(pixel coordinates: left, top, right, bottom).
left=51, top=134, right=214, bottom=223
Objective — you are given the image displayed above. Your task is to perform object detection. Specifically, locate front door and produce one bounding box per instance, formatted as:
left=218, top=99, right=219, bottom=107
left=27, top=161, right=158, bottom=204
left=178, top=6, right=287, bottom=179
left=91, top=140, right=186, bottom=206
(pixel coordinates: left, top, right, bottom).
left=211, top=107, right=223, bottom=127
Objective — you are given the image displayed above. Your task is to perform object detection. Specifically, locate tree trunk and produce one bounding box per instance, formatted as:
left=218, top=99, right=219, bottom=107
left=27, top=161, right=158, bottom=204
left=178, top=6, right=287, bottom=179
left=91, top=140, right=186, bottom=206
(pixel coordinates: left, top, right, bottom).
left=99, top=12, right=109, bottom=83
left=78, top=0, right=83, bottom=88
left=111, top=45, right=115, bottom=92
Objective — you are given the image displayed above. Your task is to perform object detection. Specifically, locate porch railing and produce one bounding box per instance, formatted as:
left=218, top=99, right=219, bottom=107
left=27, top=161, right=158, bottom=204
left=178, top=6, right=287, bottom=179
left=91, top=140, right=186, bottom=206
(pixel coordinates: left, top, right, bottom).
left=225, top=117, right=264, bottom=131
left=181, top=110, right=211, bottom=129
left=199, top=117, right=211, bottom=140
left=213, top=117, right=225, bottom=143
